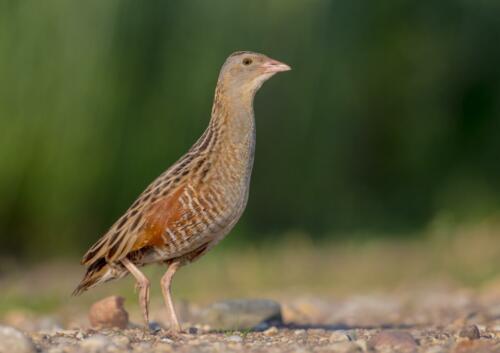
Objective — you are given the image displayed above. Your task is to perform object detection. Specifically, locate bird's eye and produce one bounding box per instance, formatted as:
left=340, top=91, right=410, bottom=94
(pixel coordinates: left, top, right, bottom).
left=242, top=58, right=253, bottom=66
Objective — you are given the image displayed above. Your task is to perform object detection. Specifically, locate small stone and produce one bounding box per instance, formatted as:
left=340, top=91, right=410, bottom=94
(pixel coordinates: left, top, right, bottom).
left=454, top=340, right=497, bottom=353
left=80, top=335, right=113, bottom=353
left=155, top=342, right=174, bottom=352
left=355, top=339, right=367, bottom=352
left=264, top=326, right=279, bottom=336
left=133, top=342, right=153, bottom=352
left=89, top=296, right=129, bottom=329
left=47, top=348, right=64, bottom=353
left=329, top=331, right=351, bottom=342
left=425, top=346, right=446, bottom=353
left=227, top=335, right=243, bottom=343
left=328, top=341, right=363, bottom=353
left=0, top=326, right=36, bottom=353
left=369, top=331, right=418, bottom=353
left=198, top=299, right=282, bottom=330
left=53, top=337, right=75, bottom=346
left=294, top=329, right=306, bottom=336
left=253, top=322, right=270, bottom=331
left=37, top=317, right=63, bottom=333
left=110, top=335, right=130, bottom=347
left=459, top=325, right=480, bottom=340
left=148, top=321, right=162, bottom=332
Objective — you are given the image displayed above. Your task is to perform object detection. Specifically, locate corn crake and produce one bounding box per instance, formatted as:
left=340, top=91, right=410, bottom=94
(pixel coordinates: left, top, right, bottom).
left=73, top=51, right=291, bottom=332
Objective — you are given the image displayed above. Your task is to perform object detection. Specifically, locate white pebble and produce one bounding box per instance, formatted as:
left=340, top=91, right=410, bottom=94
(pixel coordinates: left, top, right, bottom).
left=329, top=331, right=351, bottom=342
left=80, top=335, right=113, bottom=353
left=227, top=335, right=243, bottom=342
left=294, top=329, right=306, bottom=336
left=0, top=326, right=36, bottom=353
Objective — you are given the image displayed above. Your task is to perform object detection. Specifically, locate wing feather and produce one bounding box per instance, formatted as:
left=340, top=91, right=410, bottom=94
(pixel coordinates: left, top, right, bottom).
left=81, top=185, right=187, bottom=265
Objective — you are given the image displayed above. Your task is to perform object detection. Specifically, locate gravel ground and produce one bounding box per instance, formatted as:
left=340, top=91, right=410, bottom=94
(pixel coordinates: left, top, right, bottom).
left=25, top=325, right=500, bottom=353
left=2, top=284, right=500, bottom=353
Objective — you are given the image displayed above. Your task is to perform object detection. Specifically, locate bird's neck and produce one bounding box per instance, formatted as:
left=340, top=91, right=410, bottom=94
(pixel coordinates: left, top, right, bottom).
left=209, top=84, right=256, bottom=146
left=187, top=82, right=256, bottom=191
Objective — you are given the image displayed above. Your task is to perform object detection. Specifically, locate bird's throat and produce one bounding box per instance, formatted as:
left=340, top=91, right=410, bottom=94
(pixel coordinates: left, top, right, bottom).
left=210, top=85, right=256, bottom=148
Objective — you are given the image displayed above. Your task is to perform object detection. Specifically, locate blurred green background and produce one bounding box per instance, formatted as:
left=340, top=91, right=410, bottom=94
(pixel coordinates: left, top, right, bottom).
left=1, top=0, right=500, bottom=260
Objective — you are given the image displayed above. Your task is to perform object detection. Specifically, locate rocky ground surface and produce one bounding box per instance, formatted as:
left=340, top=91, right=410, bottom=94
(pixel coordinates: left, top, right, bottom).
left=1, top=285, right=500, bottom=353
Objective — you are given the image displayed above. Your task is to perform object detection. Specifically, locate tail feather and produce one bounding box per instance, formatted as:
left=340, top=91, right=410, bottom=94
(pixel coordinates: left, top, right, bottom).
left=72, top=258, right=110, bottom=296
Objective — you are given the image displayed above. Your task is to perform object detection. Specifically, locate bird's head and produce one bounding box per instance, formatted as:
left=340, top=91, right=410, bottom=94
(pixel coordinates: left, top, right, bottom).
left=217, top=51, right=291, bottom=97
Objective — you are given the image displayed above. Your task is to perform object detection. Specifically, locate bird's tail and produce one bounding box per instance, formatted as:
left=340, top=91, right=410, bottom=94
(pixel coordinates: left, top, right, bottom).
left=72, top=258, right=115, bottom=296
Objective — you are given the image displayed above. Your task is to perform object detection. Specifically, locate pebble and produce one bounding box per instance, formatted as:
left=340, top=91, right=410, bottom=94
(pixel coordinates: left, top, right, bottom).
left=80, top=335, right=113, bottom=353
left=52, top=337, right=75, bottom=346
left=294, top=329, right=307, bottom=336
left=329, top=331, right=351, bottom=342
left=148, top=322, right=161, bottom=332
left=39, top=317, right=64, bottom=332
left=355, top=339, right=367, bottom=352
left=110, top=335, right=130, bottom=347
left=226, top=335, right=243, bottom=343
left=198, top=299, right=282, bottom=330
left=0, top=326, right=36, bottom=353
left=133, top=342, right=153, bottom=352
left=328, top=341, right=363, bottom=353
left=369, top=330, right=418, bottom=353
left=154, top=343, right=174, bottom=352
left=453, top=340, right=497, bottom=353
left=89, top=296, right=129, bottom=329
left=425, top=346, right=446, bottom=353
left=264, top=326, right=279, bottom=336
left=308, top=328, right=326, bottom=335
left=459, top=325, right=480, bottom=340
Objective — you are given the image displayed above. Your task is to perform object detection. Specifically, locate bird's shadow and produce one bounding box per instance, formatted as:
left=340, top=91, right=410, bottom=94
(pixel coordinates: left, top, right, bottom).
left=278, top=322, right=416, bottom=331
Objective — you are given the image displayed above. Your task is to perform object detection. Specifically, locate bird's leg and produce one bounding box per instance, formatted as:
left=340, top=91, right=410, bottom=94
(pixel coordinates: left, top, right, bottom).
left=161, top=260, right=182, bottom=333
left=121, top=258, right=150, bottom=326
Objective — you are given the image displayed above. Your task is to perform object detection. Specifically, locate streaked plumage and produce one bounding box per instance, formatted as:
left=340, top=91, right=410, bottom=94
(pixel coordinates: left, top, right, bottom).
left=73, top=51, right=291, bottom=331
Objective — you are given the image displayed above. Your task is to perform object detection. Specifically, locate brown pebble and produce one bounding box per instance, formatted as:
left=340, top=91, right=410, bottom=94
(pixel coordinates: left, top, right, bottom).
left=454, top=340, right=496, bottom=353
left=459, top=325, right=480, bottom=340
left=264, top=326, right=278, bottom=336
left=88, top=296, right=129, bottom=329
left=369, top=331, right=417, bottom=352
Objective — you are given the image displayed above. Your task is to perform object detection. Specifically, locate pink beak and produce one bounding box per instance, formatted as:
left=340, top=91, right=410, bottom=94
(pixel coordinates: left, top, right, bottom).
left=262, top=58, right=292, bottom=74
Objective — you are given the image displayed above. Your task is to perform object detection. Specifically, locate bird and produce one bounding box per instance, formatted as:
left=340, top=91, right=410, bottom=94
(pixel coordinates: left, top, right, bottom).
left=73, top=51, right=291, bottom=332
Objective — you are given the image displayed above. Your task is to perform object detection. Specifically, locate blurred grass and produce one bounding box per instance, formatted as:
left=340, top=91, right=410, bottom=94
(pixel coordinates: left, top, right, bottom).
left=1, top=216, right=499, bottom=318
left=1, top=0, right=500, bottom=258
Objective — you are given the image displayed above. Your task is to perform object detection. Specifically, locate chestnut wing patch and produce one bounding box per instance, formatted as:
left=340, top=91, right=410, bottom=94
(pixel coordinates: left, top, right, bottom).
left=82, top=186, right=187, bottom=266
left=129, top=186, right=186, bottom=253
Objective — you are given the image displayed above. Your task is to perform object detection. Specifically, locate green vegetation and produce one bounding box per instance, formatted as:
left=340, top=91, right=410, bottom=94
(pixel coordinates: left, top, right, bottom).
left=0, top=1, right=499, bottom=257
